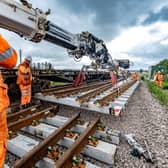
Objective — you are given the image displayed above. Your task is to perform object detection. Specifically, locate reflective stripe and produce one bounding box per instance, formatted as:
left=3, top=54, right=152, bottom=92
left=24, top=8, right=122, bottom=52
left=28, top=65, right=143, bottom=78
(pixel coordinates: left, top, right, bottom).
left=0, top=48, right=14, bottom=61
left=21, top=90, right=31, bottom=96
left=20, top=73, right=30, bottom=78
left=22, top=93, right=31, bottom=96
left=22, top=90, right=31, bottom=93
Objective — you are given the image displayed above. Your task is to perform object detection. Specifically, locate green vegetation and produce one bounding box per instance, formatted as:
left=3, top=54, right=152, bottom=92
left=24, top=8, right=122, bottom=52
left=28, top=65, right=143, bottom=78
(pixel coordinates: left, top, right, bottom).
left=146, top=80, right=168, bottom=106
left=50, top=81, right=65, bottom=87
left=163, top=81, right=168, bottom=90
left=151, top=59, right=168, bottom=76
left=140, top=73, right=148, bottom=80
left=150, top=59, right=168, bottom=90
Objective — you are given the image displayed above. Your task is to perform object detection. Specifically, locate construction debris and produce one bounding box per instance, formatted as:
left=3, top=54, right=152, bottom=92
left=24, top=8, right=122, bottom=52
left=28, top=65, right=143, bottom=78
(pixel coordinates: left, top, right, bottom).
left=125, top=134, right=154, bottom=163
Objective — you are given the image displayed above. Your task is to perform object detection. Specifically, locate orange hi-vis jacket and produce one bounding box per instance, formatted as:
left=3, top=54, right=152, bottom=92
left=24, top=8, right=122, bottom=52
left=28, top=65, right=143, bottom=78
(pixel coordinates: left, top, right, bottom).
left=110, top=71, right=117, bottom=85
left=0, top=34, right=18, bottom=167
left=17, top=61, right=32, bottom=105
left=132, top=72, right=139, bottom=80
left=154, top=73, right=164, bottom=87
left=0, top=34, right=17, bottom=138
left=0, top=34, right=17, bottom=68
left=157, top=73, right=164, bottom=81
left=157, top=73, right=164, bottom=88
left=0, top=74, right=9, bottom=168
left=0, top=74, right=9, bottom=139
left=17, top=61, right=32, bottom=85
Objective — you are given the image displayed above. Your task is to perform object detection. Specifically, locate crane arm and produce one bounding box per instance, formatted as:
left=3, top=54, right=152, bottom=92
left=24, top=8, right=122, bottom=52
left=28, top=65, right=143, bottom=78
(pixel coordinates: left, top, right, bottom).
left=0, top=0, right=105, bottom=60
left=0, top=0, right=76, bottom=49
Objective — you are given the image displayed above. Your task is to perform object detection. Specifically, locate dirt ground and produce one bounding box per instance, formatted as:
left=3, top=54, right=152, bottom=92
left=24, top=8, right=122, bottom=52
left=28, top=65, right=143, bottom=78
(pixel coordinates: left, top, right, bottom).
left=59, top=81, right=168, bottom=168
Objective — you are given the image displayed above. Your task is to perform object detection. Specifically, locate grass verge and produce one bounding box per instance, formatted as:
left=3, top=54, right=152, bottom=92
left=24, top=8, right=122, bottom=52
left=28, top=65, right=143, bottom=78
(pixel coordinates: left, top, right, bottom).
left=50, top=81, right=65, bottom=87
left=146, top=80, right=168, bottom=106
left=163, top=81, right=168, bottom=90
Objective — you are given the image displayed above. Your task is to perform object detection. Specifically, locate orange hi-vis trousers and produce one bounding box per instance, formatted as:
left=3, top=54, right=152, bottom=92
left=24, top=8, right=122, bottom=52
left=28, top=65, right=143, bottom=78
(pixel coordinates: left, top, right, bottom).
left=158, top=80, right=163, bottom=88
left=0, top=110, right=8, bottom=168
left=155, top=79, right=163, bottom=88
left=0, top=138, right=7, bottom=168
left=0, top=78, right=10, bottom=167
left=110, top=73, right=117, bottom=85
left=19, top=84, right=31, bottom=105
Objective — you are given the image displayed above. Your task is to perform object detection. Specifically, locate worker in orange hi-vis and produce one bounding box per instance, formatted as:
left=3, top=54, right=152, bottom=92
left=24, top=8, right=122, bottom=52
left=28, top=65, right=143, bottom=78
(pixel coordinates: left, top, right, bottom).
left=110, top=70, right=117, bottom=86
left=17, top=56, right=32, bottom=108
left=132, top=72, right=139, bottom=80
left=132, top=72, right=135, bottom=80
left=157, top=71, right=164, bottom=88
left=73, top=71, right=85, bottom=87
left=136, top=72, right=139, bottom=80
left=154, top=72, right=159, bottom=86
left=0, top=34, right=18, bottom=168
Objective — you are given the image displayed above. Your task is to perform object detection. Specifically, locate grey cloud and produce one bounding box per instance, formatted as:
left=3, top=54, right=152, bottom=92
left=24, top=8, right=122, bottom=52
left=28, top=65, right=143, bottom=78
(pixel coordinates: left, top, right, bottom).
left=56, top=0, right=165, bottom=40
left=126, top=42, right=168, bottom=68
left=143, top=6, right=168, bottom=25
left=14, top=0, right=168, bottom=42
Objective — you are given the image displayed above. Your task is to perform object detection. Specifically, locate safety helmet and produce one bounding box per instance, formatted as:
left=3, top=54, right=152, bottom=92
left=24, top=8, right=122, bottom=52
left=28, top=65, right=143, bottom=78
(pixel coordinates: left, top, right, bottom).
left=25, top=55, right=32, bottom=64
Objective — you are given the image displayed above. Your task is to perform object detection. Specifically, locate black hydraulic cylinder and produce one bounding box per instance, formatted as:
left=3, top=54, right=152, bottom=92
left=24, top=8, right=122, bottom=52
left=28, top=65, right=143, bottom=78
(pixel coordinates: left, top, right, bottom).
left=44, top=21, right=77, bottom=50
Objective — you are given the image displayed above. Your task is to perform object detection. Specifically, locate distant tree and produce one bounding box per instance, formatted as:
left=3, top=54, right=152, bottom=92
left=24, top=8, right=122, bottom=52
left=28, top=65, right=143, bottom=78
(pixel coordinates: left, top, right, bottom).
left=140, top=69, right=143, bottom=73
left=152, top=59, right=168, bottom=75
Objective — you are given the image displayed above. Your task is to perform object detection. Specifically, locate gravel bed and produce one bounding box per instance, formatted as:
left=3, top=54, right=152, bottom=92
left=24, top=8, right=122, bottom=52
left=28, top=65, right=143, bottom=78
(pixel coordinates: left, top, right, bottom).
left=82, top=154, right=111, bottom=168
left=5, top=152, right=19, bottom=167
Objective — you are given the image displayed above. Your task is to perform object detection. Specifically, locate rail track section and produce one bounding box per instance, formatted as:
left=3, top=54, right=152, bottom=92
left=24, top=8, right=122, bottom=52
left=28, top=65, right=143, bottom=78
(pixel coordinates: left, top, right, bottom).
left=41, top=80, right=111, bottom=97
left=35, top=79, right=139, bottom=115
left=41, top=83, right=73, bottom=94
left=6, top=106, right=118, bottom=168
left=7, top=105, right=42, bottom=123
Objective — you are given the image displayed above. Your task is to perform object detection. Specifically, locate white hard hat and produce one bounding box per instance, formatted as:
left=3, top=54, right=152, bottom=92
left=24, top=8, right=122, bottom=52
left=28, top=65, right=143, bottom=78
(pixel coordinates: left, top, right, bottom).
left=25, top=56, right=32, bottom=63
left=158, top=71, right=161, bottom=73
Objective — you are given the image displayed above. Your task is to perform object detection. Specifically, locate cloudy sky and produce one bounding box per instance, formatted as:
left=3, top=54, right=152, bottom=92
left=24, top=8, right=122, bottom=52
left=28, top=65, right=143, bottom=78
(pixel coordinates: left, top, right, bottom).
left=1, top=0, right=168, bottom=70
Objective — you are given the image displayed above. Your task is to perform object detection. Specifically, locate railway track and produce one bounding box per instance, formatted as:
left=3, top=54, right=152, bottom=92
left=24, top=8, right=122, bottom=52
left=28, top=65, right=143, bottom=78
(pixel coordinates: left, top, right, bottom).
left=8, top=107, right=57, bottom=133
left=76, top=83, right=112, bottom=103
left=6, top=79, right=139, bottom=167
left=42, top=80, right=111, bottom=97
left=36, top=78, right=139, bottom=115
left=6, top=105, right=118, bottom=168
left=7, top=105, right=41, bottom=123
left=41, top=83, right=73, bottom=94
left=94, top=79, right=136, bottom=106
left=75, top=79, right=126, bottom=104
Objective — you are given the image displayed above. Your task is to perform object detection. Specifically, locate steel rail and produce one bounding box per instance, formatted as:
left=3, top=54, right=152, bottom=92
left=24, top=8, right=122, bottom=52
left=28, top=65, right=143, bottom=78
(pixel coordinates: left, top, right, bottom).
left=95, top=89, right=119, bottom=106
left=53, top=81, right=111, bottom=98
left=74, top=78, right=124, bottom=103
left=8, top=107, right=58, bottom=132
left=42, top=82, right=101, bottom=94
left=43, top=80, right=111, bottom=97
left=7, top=105, right=40, bottom=123
left=41, top=84, right=73, bottom=94
left=94, top=80, right=136, bottom=106
left=76, top=83, right=112, bottom=103
left=56, top=117, right=100, bottom=168
left=12, top=113, right=80, bottom=168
